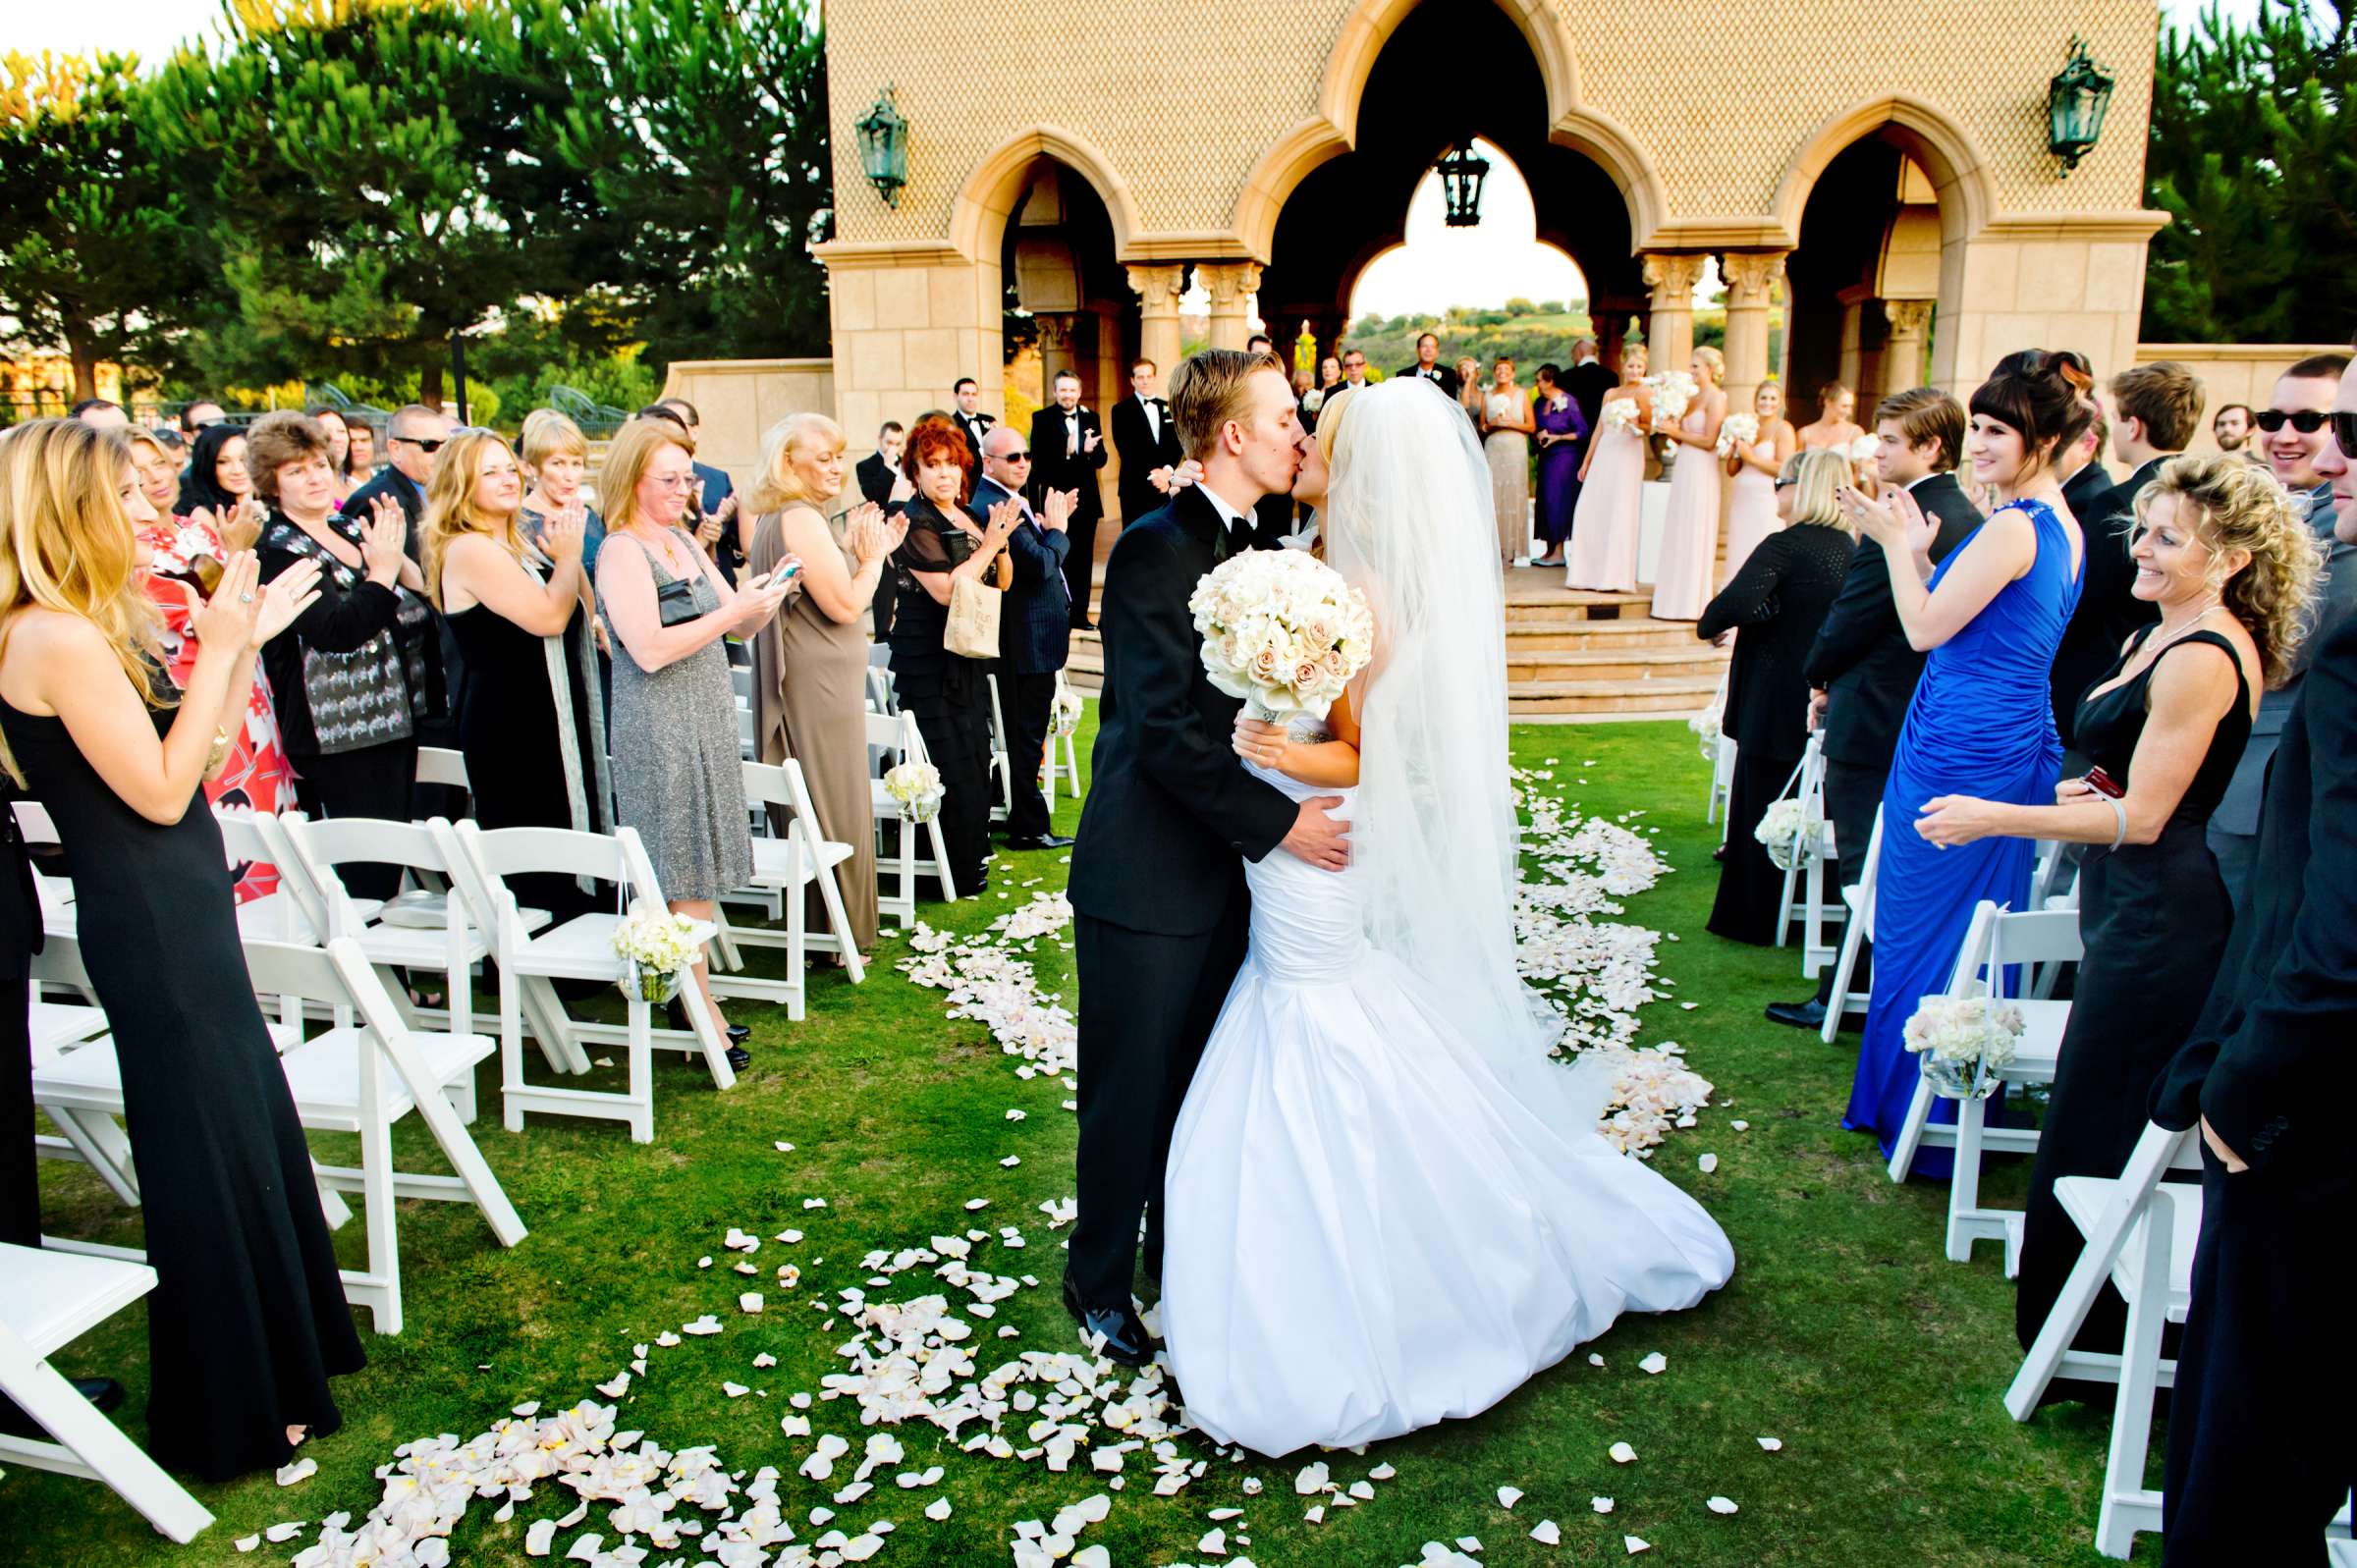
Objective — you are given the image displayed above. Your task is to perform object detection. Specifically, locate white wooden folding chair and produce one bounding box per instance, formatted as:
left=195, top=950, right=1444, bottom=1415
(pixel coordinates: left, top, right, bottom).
left=1708, top=731, right=1736, bottom=836
left=0, top=1244, right=212, bottom=1542
left=984, top=674, right=1014, bottom=824
left=867, top=708, right=959, bottom=919
left=1775, top=735, right=1845, bottom=972
left=414, top=746, right=471, bottom=791
left=865, top=643, right=898, bottom=717
left=274, top=814, right=491, bottom=1040
left=1819, top=806, right=1883, bottom=1043
left=452, top=822, right=732, bottom=1143
left=2003, top=1119, right=2202, bottom=1557
left=1045, top=671, right=1084, bottom=804
left=709, top=759, right=867, bottom=1020
left=1888, top=899, right=2079, bottom=1269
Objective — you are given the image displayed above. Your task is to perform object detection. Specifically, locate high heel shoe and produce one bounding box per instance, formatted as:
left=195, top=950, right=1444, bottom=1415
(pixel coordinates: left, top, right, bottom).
left=668, top=998, right=753, bottom=1069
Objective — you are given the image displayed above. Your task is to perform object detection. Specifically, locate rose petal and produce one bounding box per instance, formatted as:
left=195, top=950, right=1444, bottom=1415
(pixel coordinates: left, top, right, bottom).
left=1708, top=1495, right=1739, bottom=1514
left=1638, top=1352, right=1668, bottom=1375
left=1757, top=1435, right=1783, bottom=1451
left=1528, top=1519, right=1561, bottom=1545
left=1497, top=1486, right=1523, bottom=1509
left=1624, top=1536, right=1652, bottom=1555
left=1610, top=1441, right=1637, bottom=1464
left=1592, top=1496, right=1615, bottom=1513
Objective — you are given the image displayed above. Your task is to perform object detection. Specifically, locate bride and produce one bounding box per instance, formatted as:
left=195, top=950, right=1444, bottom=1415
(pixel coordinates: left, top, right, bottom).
left=1159, top=378, right=1735, bottom=1457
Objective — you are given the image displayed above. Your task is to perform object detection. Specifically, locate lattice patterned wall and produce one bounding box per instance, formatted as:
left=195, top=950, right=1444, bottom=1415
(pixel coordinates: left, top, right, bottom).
left=826, top=0, right=2156, bottom=247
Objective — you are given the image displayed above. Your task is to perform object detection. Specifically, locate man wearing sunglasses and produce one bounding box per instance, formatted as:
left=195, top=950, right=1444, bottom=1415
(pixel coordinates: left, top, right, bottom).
left=344, top=402, right=458, bottom=562
left=2209, top=351, right=2355, bottom=913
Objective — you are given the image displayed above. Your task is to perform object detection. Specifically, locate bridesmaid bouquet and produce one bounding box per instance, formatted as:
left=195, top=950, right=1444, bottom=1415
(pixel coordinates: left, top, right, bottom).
left=611, top=902, right=702, bottom=1003
left=883, top=761, right=945, bottom=823
left=1600, top=399, right=1643, bottom=436
left=1715, top=413, right=1760, bottom=460
left=1189, top=549, right=1374, bottom=723
left=1753, top=797, right=1822, bottom=871
left=1644, top=371, right=1698, bottom=423
left=1902, top=996, right=2025, bottom=1100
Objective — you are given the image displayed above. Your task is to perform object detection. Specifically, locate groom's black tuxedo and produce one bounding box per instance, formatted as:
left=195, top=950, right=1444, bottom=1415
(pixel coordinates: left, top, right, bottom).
left=1067, top=485, right=1299, bottom=1309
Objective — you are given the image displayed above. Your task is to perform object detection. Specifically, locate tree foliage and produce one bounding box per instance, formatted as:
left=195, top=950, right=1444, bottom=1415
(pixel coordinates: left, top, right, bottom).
left=0, top=50, right=211, bottom=400
left=2144, top=0, right=2355, bottom=343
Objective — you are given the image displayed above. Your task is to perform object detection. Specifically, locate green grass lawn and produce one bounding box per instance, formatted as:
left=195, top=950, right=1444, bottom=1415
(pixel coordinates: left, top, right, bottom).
left=5, top=717, right=2147, bottom=1566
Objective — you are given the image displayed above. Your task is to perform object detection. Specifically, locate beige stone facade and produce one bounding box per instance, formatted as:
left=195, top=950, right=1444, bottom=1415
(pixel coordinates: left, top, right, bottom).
left=816, top=0, right=2166, bottom=492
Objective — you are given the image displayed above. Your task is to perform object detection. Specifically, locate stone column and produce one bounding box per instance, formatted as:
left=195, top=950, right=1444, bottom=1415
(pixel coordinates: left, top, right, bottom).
left=1640, top=253, right=1706, bottom=373
left=1835, top=284, right=1876, bottom=402
left=1198, top=262, right=1263, bottom=352
left=1882, top=299, right=1935, bottom=396
left=1035, top=312, right=1078, bottom=395
left=1719, top=250, right=1787, bottom=423
left=1126, top=264, right=1186, bottom=390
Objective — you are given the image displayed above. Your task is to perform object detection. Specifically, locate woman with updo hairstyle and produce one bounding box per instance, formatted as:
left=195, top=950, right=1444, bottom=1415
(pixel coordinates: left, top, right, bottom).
left=1565, top=343, right=1651, bottom=592
left=748, top=410, right=904, bottom=957
left=1835, top=349, right=2091, bottom=1171
left=1796, top=380, right=1864, bottom=454
left=1650, top=344, right=1729, bottom=619
left=888, top=415, right=1021, bottom=897
left=1909, top=453, right=2321, bottom=1391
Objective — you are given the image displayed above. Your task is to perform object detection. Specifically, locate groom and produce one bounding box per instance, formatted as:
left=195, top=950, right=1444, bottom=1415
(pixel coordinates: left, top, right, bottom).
left=1065, top=349, right=1350, bottom=1365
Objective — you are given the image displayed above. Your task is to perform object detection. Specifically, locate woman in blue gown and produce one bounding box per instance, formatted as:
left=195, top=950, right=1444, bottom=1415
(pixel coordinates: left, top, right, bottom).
left=1837, top=352, right=2090, bottom=1174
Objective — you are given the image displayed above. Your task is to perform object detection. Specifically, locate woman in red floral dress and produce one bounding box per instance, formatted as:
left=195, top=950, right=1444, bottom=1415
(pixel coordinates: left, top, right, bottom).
left=127, top=427, right=293, bottom=902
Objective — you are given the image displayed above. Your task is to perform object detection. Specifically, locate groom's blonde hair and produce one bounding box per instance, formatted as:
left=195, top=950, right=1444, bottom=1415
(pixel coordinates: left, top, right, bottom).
left=1171, top=349, right=1290, bottom=460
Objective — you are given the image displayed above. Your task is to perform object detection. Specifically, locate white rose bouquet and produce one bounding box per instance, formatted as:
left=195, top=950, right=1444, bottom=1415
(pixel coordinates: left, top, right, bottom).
left=1188, top=548, right=1374, bottom=723
left=1716, top=412, right=1760, bottom=460
left=1645, top=370, right=1698, bottom=424
left=1049, top=686, right=1084, bottom=739
left=1902, top=995, right=2025, bottom=1099
left=1753, top=797, right=1822, bottom=871
left=1600, top=399, right=1643, bottom=436
left=611, top=901, right=703, bottom=1003
left=883, top=761, right=945, bottom=823
left=1849, top=433, right=1881, bottom=465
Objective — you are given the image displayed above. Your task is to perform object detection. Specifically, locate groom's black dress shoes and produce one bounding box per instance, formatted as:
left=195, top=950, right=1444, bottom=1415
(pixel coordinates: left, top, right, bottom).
left=1764, top=999, right=1828, bottom=1031
left=1063, top=1275, right=1157, bottom=1368
left=1003, top=834, right=1075, bottom=852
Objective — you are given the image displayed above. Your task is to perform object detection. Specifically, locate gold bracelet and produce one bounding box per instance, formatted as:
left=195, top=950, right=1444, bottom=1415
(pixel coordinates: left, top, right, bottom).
left=204, top=725, right=232, bottom=775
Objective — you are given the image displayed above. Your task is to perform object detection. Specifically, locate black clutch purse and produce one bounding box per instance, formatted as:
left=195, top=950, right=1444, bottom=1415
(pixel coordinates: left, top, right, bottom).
left=655, top=575, right=701, bottom=627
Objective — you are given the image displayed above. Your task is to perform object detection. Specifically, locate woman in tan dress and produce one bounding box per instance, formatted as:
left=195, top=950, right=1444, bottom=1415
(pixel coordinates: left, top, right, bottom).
left=746, top=412, right=905, bottom=958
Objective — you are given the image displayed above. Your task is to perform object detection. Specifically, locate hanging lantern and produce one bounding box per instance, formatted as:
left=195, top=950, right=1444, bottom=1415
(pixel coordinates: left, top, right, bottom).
left=856, top=85, right=909, bottom=208
left=2046, top=38, right=2114, bottom=177
left=1436, top=139, right=1491, bottom=228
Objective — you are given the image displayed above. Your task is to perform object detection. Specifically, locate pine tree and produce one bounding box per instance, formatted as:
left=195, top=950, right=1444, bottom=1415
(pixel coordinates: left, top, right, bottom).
left=0, top=51, right=210, bottom=402
left=2144, top=0, right=2355, bottom=343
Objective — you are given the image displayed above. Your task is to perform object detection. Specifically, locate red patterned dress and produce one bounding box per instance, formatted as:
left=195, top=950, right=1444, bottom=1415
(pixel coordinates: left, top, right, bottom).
left=138, top=517, right=293, bottom=902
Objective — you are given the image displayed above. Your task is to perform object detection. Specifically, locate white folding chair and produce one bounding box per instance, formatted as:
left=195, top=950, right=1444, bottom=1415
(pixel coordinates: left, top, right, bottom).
left=24, top=934, right=140, bottom=1208
left=0, top=1244, right=212, bottom=1542
left=1774, top=735, right=1844, bottom=972
left=1045, top=671, right=1083, bottom=804
left=1708, top=732, right=1737, bottom=835
left=274, top=814, right=489, bottom=1040
left=867, top=709, right=959, bottom=919
left=865, top=642, right=898, bottom=717
left=414, top=746, right=471, bottom=791
left=452, top=822, right=732, bottom=1144
left=1820, top=807, right=1883, bottom=1043
left=2004, top=1120, right=2203, bottom=1557
left=1888, top=899, right=2079, bottom=1269
left=984, top=674, right=1014, bottom=824
left=711, top=759, right=867, bottom=1019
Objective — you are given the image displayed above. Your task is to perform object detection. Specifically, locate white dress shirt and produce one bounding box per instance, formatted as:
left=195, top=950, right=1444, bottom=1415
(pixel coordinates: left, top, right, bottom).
left=1198, top=482, right=1255, bottom=540
left=1139, top=394, right=1161, bottom=444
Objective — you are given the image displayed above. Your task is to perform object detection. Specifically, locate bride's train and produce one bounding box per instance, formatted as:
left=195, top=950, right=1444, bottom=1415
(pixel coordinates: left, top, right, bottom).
left=1161, top=762, right=1735, bottom=1457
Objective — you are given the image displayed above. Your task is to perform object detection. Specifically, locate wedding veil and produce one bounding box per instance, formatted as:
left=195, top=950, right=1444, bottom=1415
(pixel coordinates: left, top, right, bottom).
left=1322, top=379, right=1563, bottom=1072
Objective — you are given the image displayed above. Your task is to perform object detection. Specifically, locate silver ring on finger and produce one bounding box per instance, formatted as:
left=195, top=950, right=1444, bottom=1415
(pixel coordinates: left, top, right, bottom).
left=240, top=592, right=256, bottom=604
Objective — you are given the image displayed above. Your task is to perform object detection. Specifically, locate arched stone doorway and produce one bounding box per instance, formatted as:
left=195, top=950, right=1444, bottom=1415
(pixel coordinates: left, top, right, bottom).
left=997, top=161, right=1135, bottom=433
left=1782, top=134, right=1957, bottom=425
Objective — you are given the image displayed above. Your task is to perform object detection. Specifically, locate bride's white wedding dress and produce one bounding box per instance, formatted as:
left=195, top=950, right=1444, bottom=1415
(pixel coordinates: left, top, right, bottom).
left=1158, top=380, right=1734, bottom=1458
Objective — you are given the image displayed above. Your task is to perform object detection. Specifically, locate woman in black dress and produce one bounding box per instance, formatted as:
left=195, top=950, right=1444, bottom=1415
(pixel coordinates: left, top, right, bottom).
left=421, top=428, right=609, bottom=921
left=1701, top=449, right=1858, bottom=945
left=887, top=418, right=1020, bottom=897
left=0, top=419, right=360, bottom=1481
left=249, top=411, right=444, bottom=897
left=1912, top=455, right=2323, bottom=1402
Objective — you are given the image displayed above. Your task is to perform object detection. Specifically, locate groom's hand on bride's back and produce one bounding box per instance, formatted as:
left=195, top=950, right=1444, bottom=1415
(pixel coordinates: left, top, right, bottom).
left=1281, top=796, right=1350, bottom=871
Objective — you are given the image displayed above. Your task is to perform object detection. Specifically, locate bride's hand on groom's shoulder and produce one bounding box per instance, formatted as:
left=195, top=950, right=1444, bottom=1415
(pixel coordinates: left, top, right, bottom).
left=1279, top=794, right=1350, bottom=872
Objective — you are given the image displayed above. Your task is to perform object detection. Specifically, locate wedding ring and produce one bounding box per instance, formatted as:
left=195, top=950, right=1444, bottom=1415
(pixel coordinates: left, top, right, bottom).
left=240, top=591, right=256, bottom=604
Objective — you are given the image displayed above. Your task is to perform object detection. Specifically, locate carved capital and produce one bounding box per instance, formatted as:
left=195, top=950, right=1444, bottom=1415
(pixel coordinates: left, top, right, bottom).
left=1884, top=298, right=1936, bottom=338
left=1125, top=263, right=1186, bottom=316
left=1721, top=250, right=1789, bottom=309
left=1640, top=252, right=1707, bottom=308
left=1198, top=261, right=1262, bottom=311
left=1034, top=312, right=1076, bottom=351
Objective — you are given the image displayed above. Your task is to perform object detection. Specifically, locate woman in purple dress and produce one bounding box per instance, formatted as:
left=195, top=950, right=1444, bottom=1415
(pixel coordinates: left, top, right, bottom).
left=1531, top=364, right=1588, bottom=568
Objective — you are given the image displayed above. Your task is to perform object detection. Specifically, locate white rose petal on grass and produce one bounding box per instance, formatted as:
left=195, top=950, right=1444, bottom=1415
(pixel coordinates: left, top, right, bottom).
left=594, top=1370, right=630, bottom=1398
left=1072, top=1549, right=1112, bottom=1568
left=1496, top=1486, right=1523, bottom=1510
left=1708, top=1495, right=1740, bottom=1515
left=1757, top=1435, right=1783, bottom=1452
left=1730, top=1119, right=1750, bottom=1131
left=564, top=1537, right=603, bottom=1563
left=1293, top=1461, right=1330, bottom=1495
left=234, top=1537, right=260, bottom=1554
left=523, top=1519, right=558, bottom=1556
left=1592, top=1496, right=1616, bottom=1514
left=1698, top=1153, right=1720, bottom=1173
left=1456, top=1538, right=1483, bottom=1554
left=925, top=1497, right=953, bottom=1522
left=1610, top=1441, right=1637, bottom=1464
left=1624, top=1536, right=1652, bottom=1555
left=1527, top=1519, right=1562, bottom=1546
left=1001, top=1156, right=1021, bottom=1167
left=1198, top=1526, right=1228, bottom=1554
left=1304, top=1505, right=1326, bottom=1525
left=802, top=1198, right=829, bottom=1210
left=1587, top=1353, right=1606, bottom=1367
left=1638, top=1352, right=1668, bottom=1375
left=722, top=1380, right=751, bottom=1398
left=275, top=1456, right=316, bottom=1487
left=963, top=1199, right=990, bottom=1212
left=1369, top=1462, right=1398, bottom=1481
left=739, top=1292, right=764, bottom=1314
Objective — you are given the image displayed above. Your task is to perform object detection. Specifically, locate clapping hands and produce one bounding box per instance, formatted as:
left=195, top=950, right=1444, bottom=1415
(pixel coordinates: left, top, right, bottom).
left=846, top=502, right=906, bottom=568
left=1041, top=489, right=1075, bottom=533
left=357, top=496, right=409, bottom=583
left=193, top=553, right=323, bottom=652
left=1839, top=482, right=1936, bottom=557
left=539, top=504, right=587, bottom=563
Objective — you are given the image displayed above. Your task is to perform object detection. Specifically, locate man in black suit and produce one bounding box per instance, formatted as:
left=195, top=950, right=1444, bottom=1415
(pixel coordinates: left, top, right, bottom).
left=976, top=426, right=1073, bottom=850
left=1397, top=331, right=1460, bottom=399
left=2147, top=355, right=2356, bottom=1564
left=657, top=398, right=738, bottom=519
left=1770, top=389, right=1981, bottom=1031
left=345, top=402, right=453, bottom=562
left=2056, top=404, right=2115, bottom=530
left=854, top=421, right=907, bottom=637
left=951, top=377, right=996, bottom=460
left=1563, top=338, right=1617, bottom=436
left=1339, top=347, right=1370, bottom=389
left=2053, top=362, right=2203, bottom=749
left=1112, top=357, right=1182, bottom=530
left=1065, top=350, right=1347, bottom=1364
left=1029, top=371, right=1109, bottom=631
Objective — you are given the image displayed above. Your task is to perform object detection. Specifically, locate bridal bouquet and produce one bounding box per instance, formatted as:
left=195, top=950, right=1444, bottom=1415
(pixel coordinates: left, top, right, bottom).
left=1715, top=412, right=1760, bottom=459
left=1754, top=797, right=1822, bottom=871
left=1189, top=549, right=1374, bottom=722
left=1645, top=370, right=1698, bottom=424
left=1600, top=399, right=1643, bottom=436
left=883, top=760, right=945, bottom=823
left=1049, top=686, right=1084, bottom=739
left=1903, top=995, right=2025, bottom=1100
left=612, top=901, right=702, bottom=1003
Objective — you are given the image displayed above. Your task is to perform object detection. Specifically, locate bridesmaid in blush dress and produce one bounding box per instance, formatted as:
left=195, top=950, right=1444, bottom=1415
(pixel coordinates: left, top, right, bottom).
left=1724, top=380, right=1797, bottom=581
left=1650, top=347, right=1728, bottom=621
left=1839, top=353, right=2090, bottom=1174
left=1565, top=346, right=1651, bottom=593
